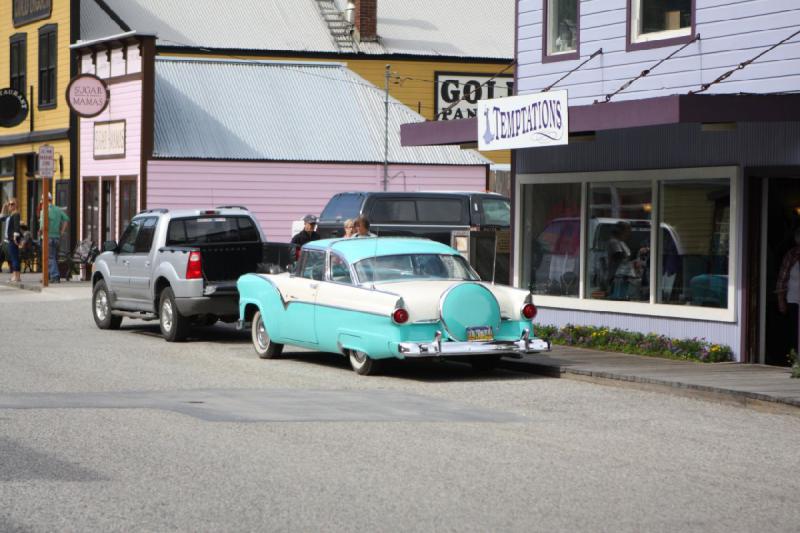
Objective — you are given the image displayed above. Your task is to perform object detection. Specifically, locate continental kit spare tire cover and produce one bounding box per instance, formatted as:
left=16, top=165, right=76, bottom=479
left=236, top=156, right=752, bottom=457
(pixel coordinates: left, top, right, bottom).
left=439, top=283, right=501, bottom=341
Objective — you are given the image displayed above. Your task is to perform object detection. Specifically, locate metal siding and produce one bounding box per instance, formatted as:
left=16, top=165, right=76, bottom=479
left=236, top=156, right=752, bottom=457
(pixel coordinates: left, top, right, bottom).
left=153, top=57, right=490, bottom=166
left=516, top=0, right=800, bottom=103
left=83, top=0, right=513, bottom=59
left=146, top=160, right=487, bottom=242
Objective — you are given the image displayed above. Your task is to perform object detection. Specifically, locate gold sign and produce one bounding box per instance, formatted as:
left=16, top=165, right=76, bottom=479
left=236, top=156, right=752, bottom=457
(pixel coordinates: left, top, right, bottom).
left=94, top=121, right=126, bottom=159
left=13, top=0, right=52, bottom=27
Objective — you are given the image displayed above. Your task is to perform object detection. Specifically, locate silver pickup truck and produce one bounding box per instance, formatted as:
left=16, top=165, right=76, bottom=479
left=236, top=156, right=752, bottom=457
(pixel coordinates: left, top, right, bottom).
left=91, top=207, right=294, bottom=342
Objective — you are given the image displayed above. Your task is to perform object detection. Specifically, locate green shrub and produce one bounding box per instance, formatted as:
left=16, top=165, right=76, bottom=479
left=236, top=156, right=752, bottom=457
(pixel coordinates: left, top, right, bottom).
left=534, top=323, right=733, bottom=363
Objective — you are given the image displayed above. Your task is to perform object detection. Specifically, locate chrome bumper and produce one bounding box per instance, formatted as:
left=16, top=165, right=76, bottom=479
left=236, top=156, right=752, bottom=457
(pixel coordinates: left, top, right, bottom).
left=397, top=329, right=550, bottom=358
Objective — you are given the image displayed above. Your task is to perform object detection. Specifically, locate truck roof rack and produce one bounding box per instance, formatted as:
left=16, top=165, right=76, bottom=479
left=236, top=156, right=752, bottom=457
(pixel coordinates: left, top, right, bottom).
left=138, top=208, right=169, bottom=214
left=216, top=205, right=249, bottom=210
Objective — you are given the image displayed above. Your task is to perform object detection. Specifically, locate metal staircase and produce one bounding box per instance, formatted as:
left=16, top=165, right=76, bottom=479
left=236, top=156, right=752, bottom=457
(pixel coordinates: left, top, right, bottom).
left=315, top=0, right=357, bottom=53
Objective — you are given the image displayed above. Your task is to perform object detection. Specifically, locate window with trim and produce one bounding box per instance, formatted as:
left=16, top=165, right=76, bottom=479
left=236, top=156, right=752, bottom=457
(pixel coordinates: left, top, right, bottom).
left=519, top=168, right=736, bottom=320
left=10, top=34, right=26, bottom=94
left=38, top=24, right=57, bottom=108
left=630, top=0, right=692, bottom=45
left=544, top=0, right=579, bottom=59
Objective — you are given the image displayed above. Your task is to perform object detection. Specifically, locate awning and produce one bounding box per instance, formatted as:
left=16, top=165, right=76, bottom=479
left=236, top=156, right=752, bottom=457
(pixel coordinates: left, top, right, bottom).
left=400, top=94, right=800, bottom=147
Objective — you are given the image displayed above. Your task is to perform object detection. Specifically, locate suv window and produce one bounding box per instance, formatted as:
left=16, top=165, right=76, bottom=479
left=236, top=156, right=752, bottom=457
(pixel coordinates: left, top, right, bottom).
left=118, top=219, right=142, bottom=254
left=417, top=199, right=466, bottom=224
left=320, top=193, right=363, bottom=222
left=481, top=198, right=511, bottom=226
left=370, top=199, right=416, bottom=223
left=299, top=250, right=325, bottom=281
left=134, top=217, right=158, bottom=253
left=166, top=216, right=258, bottom=245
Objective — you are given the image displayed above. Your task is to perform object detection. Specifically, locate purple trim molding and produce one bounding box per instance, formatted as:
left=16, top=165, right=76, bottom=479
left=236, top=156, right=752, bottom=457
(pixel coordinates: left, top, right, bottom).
left=542, top=0, right=580, bottom=63
left=399, top=94, right=800, bottom=146
left=626, top=0, right=697, bottom=52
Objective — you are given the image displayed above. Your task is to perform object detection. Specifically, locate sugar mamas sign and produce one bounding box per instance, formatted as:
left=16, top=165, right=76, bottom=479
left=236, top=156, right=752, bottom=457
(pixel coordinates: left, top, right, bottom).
left=478, top=90, right=569, bottom=151
left=13, top=0, right=52, bottom=27
left=66, top=74, right=110, bottom=118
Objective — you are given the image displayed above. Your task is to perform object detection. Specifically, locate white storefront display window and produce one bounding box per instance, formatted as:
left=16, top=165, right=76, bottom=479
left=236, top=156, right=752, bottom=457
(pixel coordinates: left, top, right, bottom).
left=515, top=166, right=739, bottom=322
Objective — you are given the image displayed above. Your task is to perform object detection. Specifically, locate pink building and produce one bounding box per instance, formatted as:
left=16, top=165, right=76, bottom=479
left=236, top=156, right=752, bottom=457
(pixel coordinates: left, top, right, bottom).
left=73, top=35, right=490, bottom=244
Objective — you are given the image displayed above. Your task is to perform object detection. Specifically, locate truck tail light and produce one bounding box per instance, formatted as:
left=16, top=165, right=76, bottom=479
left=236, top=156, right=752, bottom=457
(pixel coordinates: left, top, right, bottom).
left=521, top=303, right=537, bottom=320
left=392, top=308, right=409, bottom=324
left=186, top=251, right=203, bottom=280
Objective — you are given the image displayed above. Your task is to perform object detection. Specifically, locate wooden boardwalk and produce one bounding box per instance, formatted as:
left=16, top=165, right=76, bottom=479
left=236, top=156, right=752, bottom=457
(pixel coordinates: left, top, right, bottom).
left=508, top=345, right=800, bottom=414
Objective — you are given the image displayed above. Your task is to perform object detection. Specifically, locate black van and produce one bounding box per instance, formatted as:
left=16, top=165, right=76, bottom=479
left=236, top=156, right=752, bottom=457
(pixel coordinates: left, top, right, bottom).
left=317, top=191, right=511, bottom=242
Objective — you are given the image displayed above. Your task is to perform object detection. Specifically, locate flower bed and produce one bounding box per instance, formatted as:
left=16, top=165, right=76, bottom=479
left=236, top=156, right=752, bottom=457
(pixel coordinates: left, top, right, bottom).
left=534, top=324, right=733, bottom=363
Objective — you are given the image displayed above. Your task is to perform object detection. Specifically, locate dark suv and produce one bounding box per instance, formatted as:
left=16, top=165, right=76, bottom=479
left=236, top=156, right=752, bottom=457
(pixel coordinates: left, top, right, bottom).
left=317, top=192, right=511, bottom=242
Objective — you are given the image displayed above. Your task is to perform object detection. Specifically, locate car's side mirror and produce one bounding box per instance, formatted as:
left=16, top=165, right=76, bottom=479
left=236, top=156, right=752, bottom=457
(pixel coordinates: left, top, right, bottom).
left=102, top=240, right=118, bottom=253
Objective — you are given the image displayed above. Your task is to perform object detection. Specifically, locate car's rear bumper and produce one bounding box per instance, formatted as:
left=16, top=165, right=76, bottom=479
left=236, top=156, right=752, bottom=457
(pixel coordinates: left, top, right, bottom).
left=175, top=295, right=238, bottom=317
left=396, top=331, right=550, bottom=358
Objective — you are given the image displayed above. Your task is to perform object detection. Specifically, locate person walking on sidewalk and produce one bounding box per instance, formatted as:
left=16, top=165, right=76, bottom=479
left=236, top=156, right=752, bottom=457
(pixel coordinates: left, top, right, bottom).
left=39, top=194, right=70, bottom=283
left=5, top=198, right=22, bottom=283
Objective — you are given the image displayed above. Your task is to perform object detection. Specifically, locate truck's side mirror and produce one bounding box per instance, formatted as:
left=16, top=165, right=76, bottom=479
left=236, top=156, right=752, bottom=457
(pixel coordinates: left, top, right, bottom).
left=102, top=240, right=118, bottom=253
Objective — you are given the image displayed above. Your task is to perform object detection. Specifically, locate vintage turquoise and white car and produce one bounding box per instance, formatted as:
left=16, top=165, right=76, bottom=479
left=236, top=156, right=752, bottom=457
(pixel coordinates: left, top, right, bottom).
left=236, top=237, right=549, bottom=375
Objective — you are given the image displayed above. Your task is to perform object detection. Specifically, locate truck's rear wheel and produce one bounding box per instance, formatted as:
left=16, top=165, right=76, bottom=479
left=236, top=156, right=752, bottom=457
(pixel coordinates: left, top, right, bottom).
left=159, top=287, right=190, bottom=342
left=92, top=280, right=122, bottom=330
left=251, top=310, right=283, bottom=359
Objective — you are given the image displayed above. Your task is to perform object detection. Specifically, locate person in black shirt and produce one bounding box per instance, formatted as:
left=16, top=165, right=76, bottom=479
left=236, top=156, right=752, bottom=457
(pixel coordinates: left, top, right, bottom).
left=291, top=214, right=321, bottom=248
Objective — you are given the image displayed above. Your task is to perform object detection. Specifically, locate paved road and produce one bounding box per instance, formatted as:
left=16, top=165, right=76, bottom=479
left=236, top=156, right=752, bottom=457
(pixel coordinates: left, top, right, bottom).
left=1, top=285, right=800, bottom=532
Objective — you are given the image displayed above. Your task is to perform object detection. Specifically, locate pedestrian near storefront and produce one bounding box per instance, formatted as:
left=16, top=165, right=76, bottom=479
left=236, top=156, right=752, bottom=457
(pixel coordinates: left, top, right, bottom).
left=291, top=214, right=321, bottom=251
left=0, top=201, right=9, bottom=273
left=5, top=198, right=22, bottom=283
left=353, top=215, right=376, bottom=238
left=39, top=194, right=70, bottom=283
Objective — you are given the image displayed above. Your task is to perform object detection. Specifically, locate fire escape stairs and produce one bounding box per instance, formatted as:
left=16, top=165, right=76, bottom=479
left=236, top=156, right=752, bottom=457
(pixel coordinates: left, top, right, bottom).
left=315, top=0, right=357, bottom=53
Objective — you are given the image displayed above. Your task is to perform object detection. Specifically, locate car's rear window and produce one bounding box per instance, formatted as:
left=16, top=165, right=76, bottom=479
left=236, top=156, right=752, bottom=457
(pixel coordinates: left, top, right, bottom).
left=369, top=197, right=468, bottom=225
left=320, top=194, right=364, bottom=222
left=481, top=198, right=511, bottom=226
left=166, top=216, right=259, bottom=245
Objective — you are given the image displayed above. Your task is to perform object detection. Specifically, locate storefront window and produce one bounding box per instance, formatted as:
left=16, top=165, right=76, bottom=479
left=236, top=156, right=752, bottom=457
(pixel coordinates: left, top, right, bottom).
left=658, top=179, right=730, bottom=308
left=545, top=0, right=579, bottom=57
left=631, top=0, right=692, bottom=44
left=517, top=168, right=735, bottom=319
left=83, top=179, right=99, bottom=244
left=521, top=183, right=581, bottom=296
left=587, top=182, right=652, bottom=302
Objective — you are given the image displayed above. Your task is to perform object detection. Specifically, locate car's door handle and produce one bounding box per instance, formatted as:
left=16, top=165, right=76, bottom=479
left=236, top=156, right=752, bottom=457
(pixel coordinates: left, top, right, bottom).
left=309, top=283, right=319, bottom=289
left=122, top=260, right=130, bottom=265
left=144, top=261, right=151, bottom=267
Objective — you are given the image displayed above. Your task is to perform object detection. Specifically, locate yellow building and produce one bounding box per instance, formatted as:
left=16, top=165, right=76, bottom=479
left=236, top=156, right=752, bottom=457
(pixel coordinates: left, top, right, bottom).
left=1, top=0, right=77, bottom=240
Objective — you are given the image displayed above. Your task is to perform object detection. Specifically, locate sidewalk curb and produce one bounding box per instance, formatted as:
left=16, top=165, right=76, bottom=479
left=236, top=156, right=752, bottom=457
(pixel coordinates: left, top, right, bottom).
left=0, top=281, right=42, bottom=293
left=501, top=359, right=800, bottom=417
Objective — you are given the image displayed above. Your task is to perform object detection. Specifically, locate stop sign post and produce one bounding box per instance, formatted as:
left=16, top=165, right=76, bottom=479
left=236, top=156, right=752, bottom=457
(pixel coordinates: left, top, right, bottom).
left=38, top=145, right=54, bottom=287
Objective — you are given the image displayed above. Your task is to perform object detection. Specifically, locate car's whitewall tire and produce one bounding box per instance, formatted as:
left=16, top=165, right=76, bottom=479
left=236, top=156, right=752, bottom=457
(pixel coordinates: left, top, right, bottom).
left=252, top=310, right=283, bottom=359
left=349, top=349, right=381, bottom=375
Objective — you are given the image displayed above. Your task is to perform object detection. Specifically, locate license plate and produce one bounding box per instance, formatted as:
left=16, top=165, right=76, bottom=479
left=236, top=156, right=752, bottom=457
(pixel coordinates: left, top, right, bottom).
left=466, top=326, right=494, bottom=342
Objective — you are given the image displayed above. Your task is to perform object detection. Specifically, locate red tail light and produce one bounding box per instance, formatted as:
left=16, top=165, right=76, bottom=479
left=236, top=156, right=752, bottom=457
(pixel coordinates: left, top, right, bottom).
left=186, top=251, right=203, bottom=280
left=522, top=303, right=537, bottom=320
left=392, top=308, right=409, bottom=324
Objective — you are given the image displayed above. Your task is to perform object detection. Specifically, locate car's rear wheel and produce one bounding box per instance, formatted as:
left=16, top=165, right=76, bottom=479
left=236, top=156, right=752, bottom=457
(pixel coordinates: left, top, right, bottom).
left=470, top=355, right=501, bottom=372
left=251, top=310, right=283, bottom=359
left=92, top=280, right=122, bottom=330
left=349, top=349, right=381, bottom=376
left=159, top=287, right=190, bottom=342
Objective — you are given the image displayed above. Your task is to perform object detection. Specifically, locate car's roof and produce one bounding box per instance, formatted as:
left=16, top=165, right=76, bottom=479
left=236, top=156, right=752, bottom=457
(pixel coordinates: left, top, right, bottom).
left=305, top=237, right=458, bottom=263
left=332, top=191, right=508, bottom=200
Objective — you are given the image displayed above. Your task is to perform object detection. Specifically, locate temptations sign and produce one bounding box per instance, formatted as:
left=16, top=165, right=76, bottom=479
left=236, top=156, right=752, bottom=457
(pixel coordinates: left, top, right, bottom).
left=66, top=74, right=110, bottom=118
left=0, top=88, right=29, bottom=128
left=13, top=0, right=52, bottom=27
left=478, top=90, right=569, bottom=151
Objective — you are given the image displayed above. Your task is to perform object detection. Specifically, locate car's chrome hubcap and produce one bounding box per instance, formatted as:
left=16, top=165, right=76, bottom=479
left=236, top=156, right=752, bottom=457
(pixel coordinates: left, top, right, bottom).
left=256, top=317, right=269, bottom=349
left=95, top=290, right=108, bottom=321
left=162, top=299, right=174, bottom=331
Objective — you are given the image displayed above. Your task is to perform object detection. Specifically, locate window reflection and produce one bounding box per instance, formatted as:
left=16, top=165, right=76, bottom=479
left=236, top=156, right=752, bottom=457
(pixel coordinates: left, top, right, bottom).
left=587, top=182, right=652, bottom=302
left=522, top=183, right=581, bottom=296
left=659, top=180, right=730, bottom=308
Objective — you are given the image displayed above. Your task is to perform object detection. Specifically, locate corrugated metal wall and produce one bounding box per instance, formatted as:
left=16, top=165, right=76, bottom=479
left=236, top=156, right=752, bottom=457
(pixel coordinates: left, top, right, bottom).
left=147, top=159, right=487, bottom=242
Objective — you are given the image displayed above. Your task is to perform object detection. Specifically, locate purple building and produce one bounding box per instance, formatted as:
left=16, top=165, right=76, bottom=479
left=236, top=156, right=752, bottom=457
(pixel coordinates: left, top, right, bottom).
left=403, top=0, right=800, bottom=364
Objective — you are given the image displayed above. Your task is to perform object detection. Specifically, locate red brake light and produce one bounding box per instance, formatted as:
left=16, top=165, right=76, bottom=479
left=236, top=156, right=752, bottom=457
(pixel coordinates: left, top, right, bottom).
left=186, top=251, right=203, bottom=279
left=522, top=303, right=537, bottom=320
left=392, top=308, right=409, bottom=324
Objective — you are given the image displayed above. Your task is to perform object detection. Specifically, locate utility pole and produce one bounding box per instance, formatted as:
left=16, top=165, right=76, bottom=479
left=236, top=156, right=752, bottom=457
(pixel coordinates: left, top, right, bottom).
left=383, top=64, right=390, bottom=191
